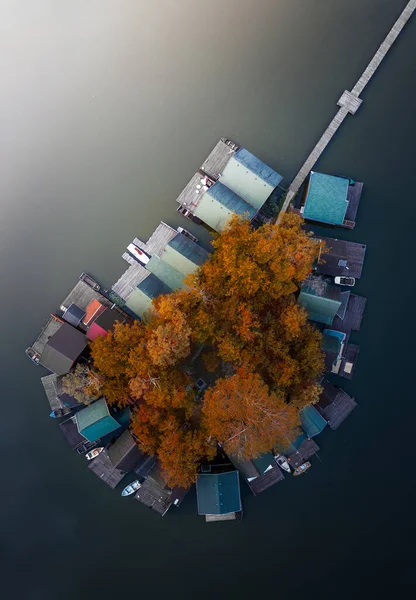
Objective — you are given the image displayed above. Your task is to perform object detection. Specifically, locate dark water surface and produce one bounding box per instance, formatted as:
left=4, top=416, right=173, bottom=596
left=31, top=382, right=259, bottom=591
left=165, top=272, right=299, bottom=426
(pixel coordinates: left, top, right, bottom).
left=1, top=1, right=415, bottom=598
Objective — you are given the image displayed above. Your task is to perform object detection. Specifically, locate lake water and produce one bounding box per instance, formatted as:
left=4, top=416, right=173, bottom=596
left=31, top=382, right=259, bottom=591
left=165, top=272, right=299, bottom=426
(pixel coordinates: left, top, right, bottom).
left=1, top=1, right=415, bottom=598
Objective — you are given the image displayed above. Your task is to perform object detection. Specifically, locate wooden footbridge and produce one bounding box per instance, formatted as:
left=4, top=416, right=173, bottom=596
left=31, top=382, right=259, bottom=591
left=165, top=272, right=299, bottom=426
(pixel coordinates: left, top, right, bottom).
left=276, top=0, right=416, bottom=223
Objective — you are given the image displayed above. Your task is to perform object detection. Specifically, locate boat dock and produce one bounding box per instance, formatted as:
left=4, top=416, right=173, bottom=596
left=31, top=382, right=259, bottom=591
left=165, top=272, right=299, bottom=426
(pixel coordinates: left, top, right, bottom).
left=277, top=0, right=416, bottom=222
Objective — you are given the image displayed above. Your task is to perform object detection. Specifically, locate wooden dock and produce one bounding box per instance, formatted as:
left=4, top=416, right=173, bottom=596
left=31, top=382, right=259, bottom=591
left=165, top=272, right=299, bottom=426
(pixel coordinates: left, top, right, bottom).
left=277, top=0, right=416, bottom=222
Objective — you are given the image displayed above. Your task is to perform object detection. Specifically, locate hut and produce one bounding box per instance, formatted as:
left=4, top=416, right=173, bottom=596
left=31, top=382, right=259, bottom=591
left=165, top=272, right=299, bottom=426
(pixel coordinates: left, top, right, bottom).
left=298, top=278, right=349, bottom=326
left=300, top=405, right=327, bottom=438
left=134, top=462, right=187, bottom=516
left=229, top=453, right=284, bottom=495
left=196, top=471, right=242, bottom=522
left=176, top=138, right=283, bottom=232
left=108, top=430, right=154, bottom=474
left=300, top=171, right=362, bottom=228
left=76, top=398, right=121, bottom=443
left=285, top=434, right=320, bottom=469
left=316, top=380, right=357, bottom=430
left=39, top=322, right=87, bottom=375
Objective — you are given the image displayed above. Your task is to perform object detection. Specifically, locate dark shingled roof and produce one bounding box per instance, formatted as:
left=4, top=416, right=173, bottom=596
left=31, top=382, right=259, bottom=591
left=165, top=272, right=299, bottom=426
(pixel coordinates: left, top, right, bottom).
left=229, top=453, right=285, bottom=495
left=94, top=308, right=127, bottom=332
left=315, top=237, right=367, bottom=279
left=317, top=380, right=357, bottom=430
left=108, top=430, right=152, bottom=473
left=59, top=416, right=86, bottom=449
left=332, top=294, right=367, bottom=333
left=286, top=436, right=320, bottom=469
left=40, top=323, right=87, bottom=375
left=88, top=450, right=125, bottom=489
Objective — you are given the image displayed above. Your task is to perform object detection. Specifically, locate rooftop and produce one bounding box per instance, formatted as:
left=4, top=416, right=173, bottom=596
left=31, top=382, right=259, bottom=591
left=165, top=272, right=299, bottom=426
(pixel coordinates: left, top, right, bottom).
left=146, top=255, right=186, bottom=290
left=285, top=434, right=320, bottom=469
left=303, top=172, right=350, bottom=225
left=76, top=398, right=120, bottom=443
left=108, top=430, right=151, bottom=473
left=298, top=279, right=343, bottom=326
left=317, top=380, right=357, bottom=430
left=59, top=416, right=86, bottom=450
left=300, top=404, right=327, bottom=438
left=315, top=236, right=367, bottom=279
left=331, top=294, right=367, bottom=333
left=40, top=323, right=87, bottom=375
left=196, top=471, right=242, bottom=515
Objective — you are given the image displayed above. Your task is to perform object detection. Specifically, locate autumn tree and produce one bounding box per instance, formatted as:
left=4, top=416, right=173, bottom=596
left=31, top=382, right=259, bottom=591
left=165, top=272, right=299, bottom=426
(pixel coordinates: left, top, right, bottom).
left=202, top=365, right=299, bottom=459
left=61, top=363, right=101, bottom=405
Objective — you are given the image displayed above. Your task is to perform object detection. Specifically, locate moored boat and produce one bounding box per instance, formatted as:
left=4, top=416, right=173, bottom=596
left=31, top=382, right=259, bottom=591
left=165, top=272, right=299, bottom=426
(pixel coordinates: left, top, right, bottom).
left=121, top=480, right=141, bottom=497
left=293, top=462, right=311, bottom=476
left=85, top=447, right=104, bottom=461
left=274, top=453, right=291, bottom=473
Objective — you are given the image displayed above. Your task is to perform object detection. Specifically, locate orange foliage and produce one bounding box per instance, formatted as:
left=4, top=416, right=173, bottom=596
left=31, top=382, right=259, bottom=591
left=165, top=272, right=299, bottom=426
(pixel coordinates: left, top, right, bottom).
left=202, top=365, right=299, bottom=459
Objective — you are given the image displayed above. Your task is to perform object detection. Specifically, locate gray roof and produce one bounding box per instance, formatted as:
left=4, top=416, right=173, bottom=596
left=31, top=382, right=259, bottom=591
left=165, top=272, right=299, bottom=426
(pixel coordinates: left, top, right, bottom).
left=59, top=416, right=86, bottom=449
left=315, top=237, right=367, bottom=279
left=40, top=323, right=87, bottom=375
left=286, top=438, right=319, bottom=469
left=108, top=430, right=150, bottom=473
left=62, top=303, right=86, bottom=327
left=167, top=234, right=209, bottom=267
left=88, top=450, right=125, bottom=489
left=317, top=380, right=357, bottom=430
left=229, top=453, right=284, bottom=495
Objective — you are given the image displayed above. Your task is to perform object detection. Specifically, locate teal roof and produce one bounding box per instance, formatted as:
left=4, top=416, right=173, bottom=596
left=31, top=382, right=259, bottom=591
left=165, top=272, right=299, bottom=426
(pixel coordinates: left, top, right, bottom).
left=146, top=256, right=185, bottom=290
left=196, top=471, right=242, bottom=515
left=322, top=329, right=346, bottom=354
left=137, top=273, right=172, bottom=299
left=298, top=285, right=342, bottom=325
left=168, top=234, right=209, bottom=267
left=303, top=172, right=349, bottom=225
left=206, top=181, right=257, bottom=217
left=300, top=405, right=327, bottom=438
left=194, top=182, right=257, bottom=232
left=76, top=398, right=120, bottom=442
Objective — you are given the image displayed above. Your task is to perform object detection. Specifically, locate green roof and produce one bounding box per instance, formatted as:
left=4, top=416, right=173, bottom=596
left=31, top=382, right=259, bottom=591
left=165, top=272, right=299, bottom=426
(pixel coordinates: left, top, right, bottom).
left=196, top=471, right=242, bottom=515
left=125, top=288, right=152, bottom=318
left=303, top=172, right=349, bottom=225
left=146, top=256, right=185, bottom=290
left=76, top=398, right=120, bottom=442
left=168, top=234, right=209, bottom=267
left=298, top=285, right=342, bottom=325
left=194, top=182, right=257, bottom=232
left=300, top=405, right=327, bottom=438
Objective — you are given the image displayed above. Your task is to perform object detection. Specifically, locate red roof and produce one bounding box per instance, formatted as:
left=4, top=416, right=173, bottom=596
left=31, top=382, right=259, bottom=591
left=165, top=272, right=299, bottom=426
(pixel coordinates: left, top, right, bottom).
left=87, top=322, right=108, bottom=341
left=83, top=299, right=105, bottom=326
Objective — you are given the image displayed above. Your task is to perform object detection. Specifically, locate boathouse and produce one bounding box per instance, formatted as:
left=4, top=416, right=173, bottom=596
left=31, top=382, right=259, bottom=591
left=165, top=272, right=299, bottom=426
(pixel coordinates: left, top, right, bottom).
left=59, top=415, right=87, bottom=450
left=316, top=380, right=357, bottom=430
left=134, top=462, right=187, bottom=516
left=285, top=434, right=320, bottom=469
left=88, top=449, right=125, bottom=489
left=315, top=236, right=367, bottom=279
left=76, top=398, right=121, bottom=443
left=86, top=307, right=130, bottom=341
left=300, top=172, right=362, bottom=228
left=107, top=430, right=153, bottom=474
left=196, top=471, right=242, bottom=522
left=229, top=453, right=284, bottom=495
left=298, top=278, right=348, bottom=326
left=39, top=322, right=87, bottom=375
left=300, top=404, right=327, bottom=438
left=176, top=138, right=283, bottom=232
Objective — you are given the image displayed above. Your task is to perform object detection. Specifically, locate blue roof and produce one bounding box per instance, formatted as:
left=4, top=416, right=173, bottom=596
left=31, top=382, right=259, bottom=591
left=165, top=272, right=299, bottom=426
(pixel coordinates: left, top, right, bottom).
left=300, top=405, right=327, bottom=438
left=303, top=172, right=350, bottom=225
left=234, top=148, right=283, bottom=187
left=137, top=273, right=172, bottom=299
left=206, top=181, right=257, bottom=219
left=322, top=329, right=346, bottom=354
left=63, top=303, right=86, bottom=327
left=196, top=471, right=242, bottom=515
left=168, top=234, right=209, bottom=267
left=76, top=399, right=120, bottom=442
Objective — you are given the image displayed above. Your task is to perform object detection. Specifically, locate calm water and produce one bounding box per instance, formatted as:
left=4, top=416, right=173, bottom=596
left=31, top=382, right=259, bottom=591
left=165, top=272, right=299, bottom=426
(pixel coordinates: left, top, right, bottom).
left=1, top=1, right=415, bottom=598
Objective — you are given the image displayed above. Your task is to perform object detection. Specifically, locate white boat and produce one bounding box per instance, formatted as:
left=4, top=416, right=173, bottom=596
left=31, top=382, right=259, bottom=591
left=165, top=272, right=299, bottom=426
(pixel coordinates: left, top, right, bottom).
left=85, top=447, right=104, bottom=461
left=334, top=276, right=355, bottom=287
left=127, top=243, right=150, bottom=265
left=177, top=226, right=198, bottom=243
left=274, top=453, right=291, bottom=473
left=121, top=480, right=141, bottom=497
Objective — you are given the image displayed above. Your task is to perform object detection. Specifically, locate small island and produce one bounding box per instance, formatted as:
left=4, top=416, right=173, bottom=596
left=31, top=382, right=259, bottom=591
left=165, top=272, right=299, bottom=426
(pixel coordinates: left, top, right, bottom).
left=26, top=138, right=367, bottom=521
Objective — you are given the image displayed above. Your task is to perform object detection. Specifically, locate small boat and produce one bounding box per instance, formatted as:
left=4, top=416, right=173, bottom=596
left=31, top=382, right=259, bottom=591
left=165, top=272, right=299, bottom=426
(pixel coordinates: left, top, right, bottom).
left=121, top=480, right=141, bottom=497
left=293, top=462, right=311, bottom=476
left=85, top=447, right=104, bottom=461
left=177, top=226, right=198, bottom=243
left=274, top=453, right=291, bottom=473
left=127, top=243, right=151, bottom=265
left=334, top=276, right=355, bottom=287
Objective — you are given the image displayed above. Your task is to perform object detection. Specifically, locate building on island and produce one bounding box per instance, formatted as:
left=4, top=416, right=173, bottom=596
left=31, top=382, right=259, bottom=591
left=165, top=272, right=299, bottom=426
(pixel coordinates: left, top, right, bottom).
left=76, top=398, right=121, bottom=443
left=176, top=138, right=283, bottom=232
left=300, top=404, right=327, bottom=438
left=196, top=471, right=242, bottom=522
left=314, top=236, right=367, bottom=279
left=316, top=380, right=357, bottom=430
left=300, top=171, right=362, bottom=229
left=298, top=278, right=349, bottom=326
left=285, top=434, right=320, bottom=469
left=39, top=322, right=87, bottom=376
left=134, top=462, right=188, bottom=517
left=229, top=452, right=284, bottom=495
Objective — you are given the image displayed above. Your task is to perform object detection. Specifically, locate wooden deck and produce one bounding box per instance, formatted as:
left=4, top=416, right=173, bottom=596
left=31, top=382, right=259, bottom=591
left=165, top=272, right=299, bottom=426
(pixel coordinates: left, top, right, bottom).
left=205, top=512, right=237, bottom=522
left=277, top=0, right=416, bottom=221
left=286, top=438, right=319, bottom=469
left=88, top=450, right=125, bottom=489
left=332, top=294, right=367, bottom=333
left=317, top=380, right=357, bottom=430
left=248, top=464, right=285, bottom=495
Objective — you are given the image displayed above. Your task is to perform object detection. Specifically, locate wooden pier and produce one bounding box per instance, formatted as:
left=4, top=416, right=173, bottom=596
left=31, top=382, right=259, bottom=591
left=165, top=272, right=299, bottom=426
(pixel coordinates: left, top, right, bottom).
left=277, top=0, right=416, bottom=222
